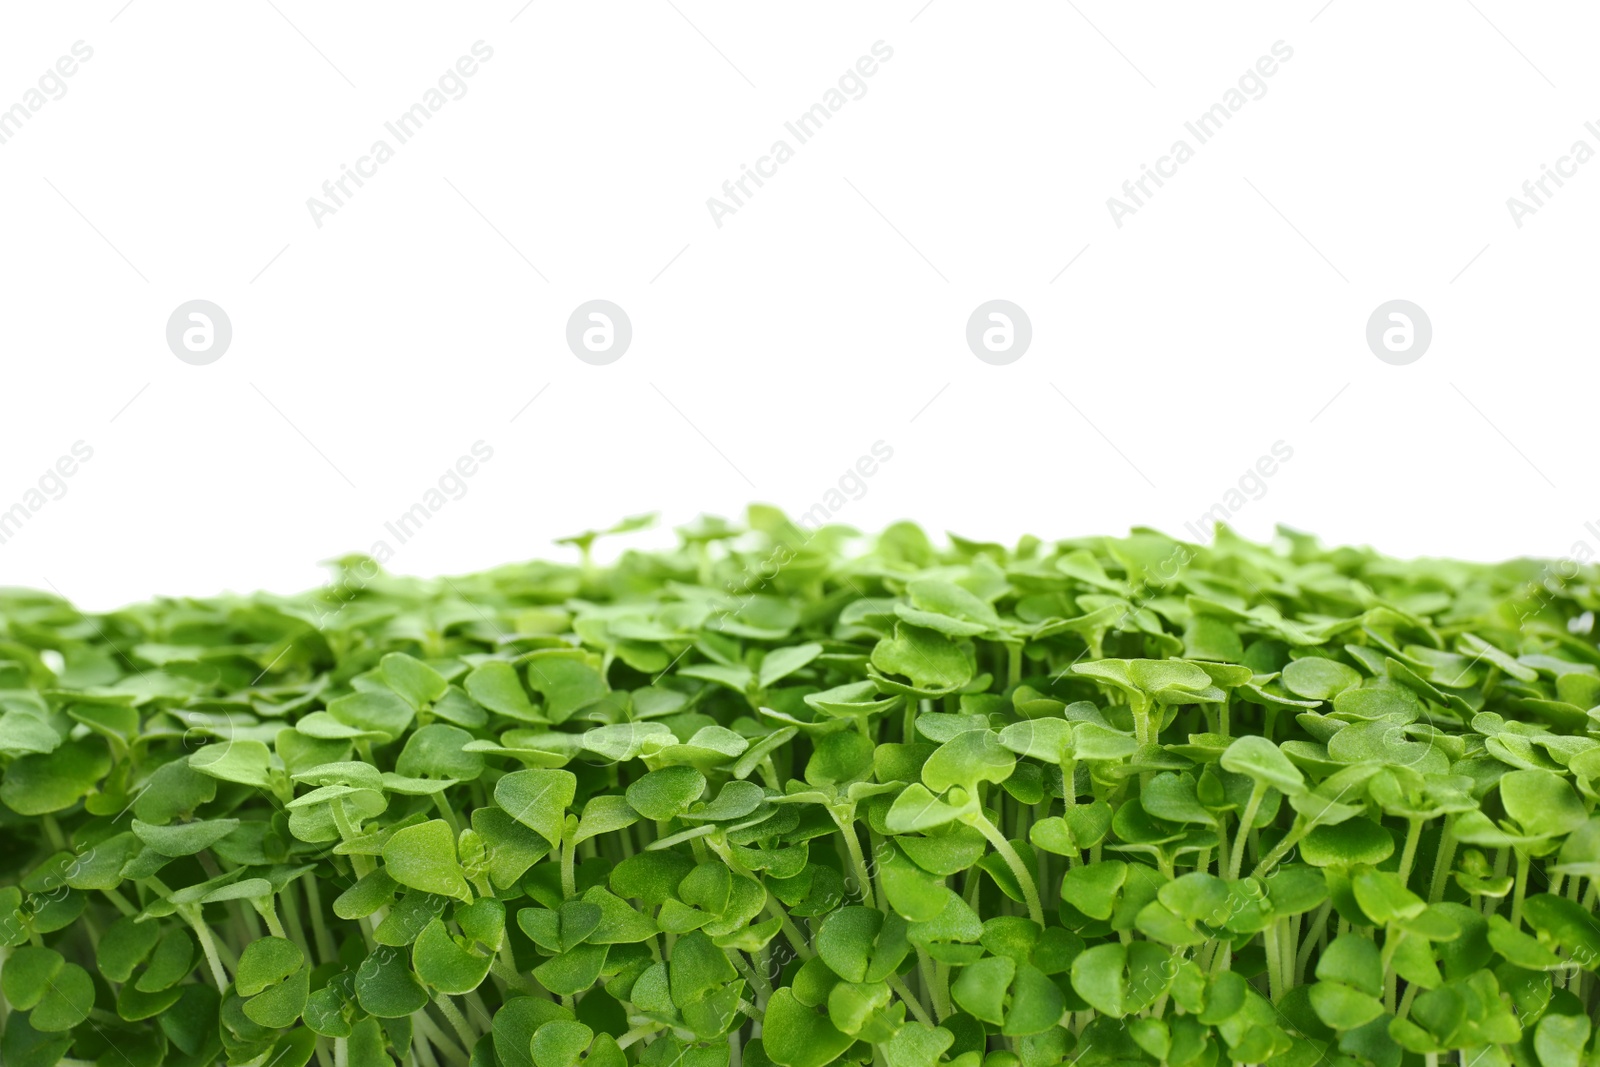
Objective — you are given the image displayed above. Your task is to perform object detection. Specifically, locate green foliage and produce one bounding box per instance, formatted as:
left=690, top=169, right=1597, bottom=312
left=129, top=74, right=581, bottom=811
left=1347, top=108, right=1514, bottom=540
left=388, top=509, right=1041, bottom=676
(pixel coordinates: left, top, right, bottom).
left=6, top=515, right=1600, bottom=1067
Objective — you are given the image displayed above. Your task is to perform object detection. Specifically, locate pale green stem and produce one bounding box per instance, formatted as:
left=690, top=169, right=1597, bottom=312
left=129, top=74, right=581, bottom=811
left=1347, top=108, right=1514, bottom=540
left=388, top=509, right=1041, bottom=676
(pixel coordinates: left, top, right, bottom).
left=1428, top=820, right=1457, bottom=904
left=561, top=831, right=577, bottom=899
left=917, top=945, right=949, bottom=1020
left=303, top=872, right=338, bottom=962
left=765, top=897, right=813, bottom=960
left=617, top=1024, right=665, bottom=1049
left=833, top=810, right=874, bottom=906
left=100, top=887, right=137, bottom=916
left=1397, top=818, right=1423, bottom=889
left=972, top=813, right=1045, bottom=927
left=433, top=994, right=478, bottom=1053
left=253, top=898, right=288, bottom=939
left=1251, top=820, right=1308, bottom=880
left=1264, top=921, right=1284, bottom=1002
left=1511, top=850, right=1531, bottom=929
left=1229, top=783, right=1268, bottom=881
left=414, top=1010, right=468, bottom=1066
left=184, top=910, right=230, bottom=991
left=888, top=974, right=936, bottom=1027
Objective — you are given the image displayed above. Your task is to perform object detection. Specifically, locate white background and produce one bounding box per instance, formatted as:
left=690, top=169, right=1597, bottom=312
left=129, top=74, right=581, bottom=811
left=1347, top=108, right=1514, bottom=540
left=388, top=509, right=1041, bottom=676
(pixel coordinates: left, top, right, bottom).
left=1, top=1, right=1595, bottom=611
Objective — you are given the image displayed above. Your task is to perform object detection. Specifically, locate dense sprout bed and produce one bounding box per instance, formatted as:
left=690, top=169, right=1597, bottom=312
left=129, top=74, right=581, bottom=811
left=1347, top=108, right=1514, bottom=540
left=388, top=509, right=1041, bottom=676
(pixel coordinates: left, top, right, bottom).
left=2, top=514, right=1600, bottom=1067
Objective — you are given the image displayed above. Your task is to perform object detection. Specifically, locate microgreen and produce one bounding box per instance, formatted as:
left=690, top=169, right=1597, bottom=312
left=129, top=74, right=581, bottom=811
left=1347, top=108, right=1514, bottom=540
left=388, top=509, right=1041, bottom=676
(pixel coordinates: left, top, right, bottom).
left=4, top=516, right=1600, bottom=1067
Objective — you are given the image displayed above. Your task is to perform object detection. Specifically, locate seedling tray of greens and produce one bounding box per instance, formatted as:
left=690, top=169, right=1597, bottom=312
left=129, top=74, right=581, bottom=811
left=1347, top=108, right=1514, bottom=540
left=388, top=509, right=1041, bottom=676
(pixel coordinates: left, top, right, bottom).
left=3, top=512, right=1600, bottom=1067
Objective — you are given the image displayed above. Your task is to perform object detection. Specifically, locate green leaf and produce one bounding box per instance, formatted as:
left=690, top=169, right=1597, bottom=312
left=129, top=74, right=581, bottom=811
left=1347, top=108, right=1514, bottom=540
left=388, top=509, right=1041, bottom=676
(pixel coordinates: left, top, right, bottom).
left=1301, top=819, right=1394, bottom=867
left=1220, top=735, right=1306, bottom=795
left=1282, top=657, right=1362, bottom=700
left=762, top=988, right=855, bottom=1067
left=28, top=961, right=94, bottom=1032
left=1308, top=980, right=1384, bottom=1030
left=951, top=955, right=1014, bottom=1024
left=625, top=766, right=705, bottom=821
left=355, top=945, right=429, bottom=1018
left=922, top=729, right=1016, bottom=794
left=3, top=946, right=64, bottom=1010
left=413, top=918, right=493, bottom=994
left=465, top=660, right=543, bottom=722
left=759, top=643, right=823, bottom=689
left=382, top=819, right=471, bottom=900
left=1070, top=943, right=1127, bottom=1017
left=1500, top=770, right=1587, bottom=838
left=524, top=649, right=609, bottom=723
left=1004, top=963, right=1066, bottom=1036
left=532, top=1020, right=594, bottom=1067
left=396, top=724, right=484, bottom=782
left=1062, top=861, right=1127, bottom=921
left=97, top=916, right=161, bottom=983
left=885, top=783, right=969, bottom=833
left=189, top=739, right=274, bottom=788
left=236, top=936, right=304, bottom=996
left=327, top=689, right=415, bottom=740
left=242, top=966, right=309, bottom=1028
left=871, top=623, right=973, bottom=692
left=0, top=738, right=111, bottom=815
left=1534, top=1012, right=1590, bottom=1067
left=134, top=927, right=196, bottom=991
left=132, top=817, right=241, bottom=856
left=379, top=651, right=448, bottom=708
left=496, top=769, right=578, bottom=846
left=1316, top=935, right=1383, bottom=996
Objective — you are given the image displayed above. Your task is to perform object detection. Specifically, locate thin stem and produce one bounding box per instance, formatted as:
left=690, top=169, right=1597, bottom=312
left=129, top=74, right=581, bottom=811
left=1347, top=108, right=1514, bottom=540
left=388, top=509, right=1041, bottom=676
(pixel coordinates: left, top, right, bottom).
left=184, top=911, right=230, bottom=991
left=1292, top=902, right=1331, bottom=985
left=255, top=899, right=288, bottom=939
left=1251, top=821, right=1307, bottom=880
left=972, top=813, right=1045, bottom=927
left=1397, top=818, right=1423, bottom=889
left=917, top=945, right=949, bottom=1020
left=1264, top=921, right=1284, bottom=1002
left=834, top=809, right=874, bottom=907
left=433, top=994, right=478, bottom=1053
left=414, top=1011, right=469, bottom=1066
left=765, top=897, right=813, bottom=961
left=1229, top=783, right=1268, bottom=881
left=617, top=1023, right=665, bottom=1049
left=1428, top=819, right=1457, bottom=904
left=100, top=887, right=138, bottom=917
left=888, top=974, right=935, bottom=1027
left=1511, top=849, right=1531, bottom=929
